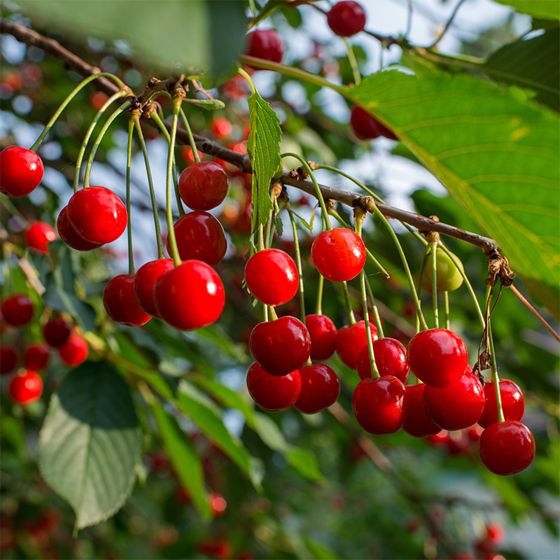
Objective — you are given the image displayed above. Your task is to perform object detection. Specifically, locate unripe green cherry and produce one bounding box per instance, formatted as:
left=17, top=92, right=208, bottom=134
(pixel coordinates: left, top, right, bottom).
left=422, top=247, right=464, bottom=292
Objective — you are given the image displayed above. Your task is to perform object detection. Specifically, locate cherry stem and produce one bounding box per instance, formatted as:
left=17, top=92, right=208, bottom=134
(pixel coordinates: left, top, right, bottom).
left=237, top=67, right=256, bottom=95
left=257, top=224, right=265, bottom=252
left=343, top=38, right=362, bottom=85
left=485, top=285, right=505, bottom=423
left=444, top=291, right=451, bottom=330
left=269, top=306, right=278, bottom=320
left=342, top=282, right=356, bottom=325
left=416, top=250, right=429, bottom=333
left=165, top=98, right=182, bottom=267
left=125, top=118, right=135, bottom=275
left=288, top=208, right=306, bottom=322
left=430, top=241, right=439, bottom=328
left=365, top=276, right=385, bottom=338
left=265, top=196, right=279, bottom=248
left=316, top=273, right=324, bottom=316
left=133, top=116, right=164, bottom=259
left=30, top=72, right=127, bottom=152
left=179, top=107, right=201, bottom=163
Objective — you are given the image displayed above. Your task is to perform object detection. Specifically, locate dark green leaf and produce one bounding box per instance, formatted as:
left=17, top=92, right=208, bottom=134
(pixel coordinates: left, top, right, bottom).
left=494, top=0, right=560, bottom=20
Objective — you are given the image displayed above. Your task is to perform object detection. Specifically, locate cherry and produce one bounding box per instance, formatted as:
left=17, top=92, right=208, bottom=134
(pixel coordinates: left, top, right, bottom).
left=133, top=258, right=174, bottom=317
left=209, top=492, right=227, bottom=517
left=168, top=211, right=227, bottom=265
left=245, top=29, right=284, bottom=63
left=357, top=337, right=409, bottom=382
left=407, top=328, right=468, bottom=387
left=403, top=384, right=440, bottom=437
left=1, top=294, right=34, bottom=327
left=421, top=246, right=464, bottom=292
left=0, top=146, right=44, bottom=197
left=56, top=206, right=102, bottom=251
left=198, top=539, right=232, bottom=559
left=327, top=1, right=366, bottom=37
left=23, top=343, right=50, bottom=371
left=211, top=117, right=233, bottom=139
left=350, top=106, right=397, bottom=141
left=246, top=362, right=301, bottom=412
left=178, top=162, right=229, bottom=211
left=485, top=523, right=504, bottom=545
left=154, top=260, right=225, bottom=330
left=103, top=275, right=152, bottom=326
left=42, top=316, right=72, bottom=347
left=336, top=320, right=378, bottom=369
left=249, top=316, right=311, bottom=376
left=311, top=228, right=366, bottom=282
left=58, top=332, right=88, bottom=366
left=24, top=222, right=56, bottom=253
left=479, top=379, right=524, bottom=428
left=296, top=364, right=340, bottom=414
left=352, top=375, right=406, bottom=434
left=245, top=249, right=298, bottom=306
left=305, top=314, right=337, bottom=360
left=66, top=186, right=127, bottom=244
left=0, top=345, right=18, bottom=375
left=479, top=421, right=535, bottom=475
left=8, top=370, right=43, bottom=404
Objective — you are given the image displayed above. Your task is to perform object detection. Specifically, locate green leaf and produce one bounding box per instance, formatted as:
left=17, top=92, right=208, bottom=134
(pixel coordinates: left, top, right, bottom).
left=285, top=448, right=323, bottom=482
left=348, top=71, right=560, bottom=287
left=17, top=0, right=247, bottom=77
left=494, top=0, right=560, bottom=20
left=38, top=363, right=141, bottom=529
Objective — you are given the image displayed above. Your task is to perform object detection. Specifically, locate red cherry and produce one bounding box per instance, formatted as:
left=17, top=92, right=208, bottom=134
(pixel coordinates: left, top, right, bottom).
left=296, top=364, right=340, bottom=414
left=103, top=275, right=151, bottom=326
left=211, top=117, right=233, bottom=139
left=350, top=106, right=397, bottom=141
left=403, top=384, right=440, bottom=437
left=467, top=425, right=483, bottom=441
left=249, top=316, right=311, bottom=376
left=133, top=258, right=174, bottom=317
left=154, top=260, right=225, bottom=330
left=485, top=523, right=504, bottom=545
left=57, top=206, right=102, bottom=251
left=197, top=539, right=232, bottom=559
left=58, top=332, right=88, bottom=366
left=352, top=375, right=406, bottom=434
left=479, top=421, right=535, bottom=475
left=246, top=362, right=301, bottom=412
left=168, top=211, right=227, bottom=265
left=357, top=337, right=409, bottom=382
left=245, top=29, right=284, bottom=63
left=426, top=430, right=449, bottom=446
left=336, top=320, right=378, bottom=369
left=446, top=431, right=470, bottom=455
left=23, top=343, right=50, bottom=371
left=424, top=371, right=485, bottom=430
left=327, top=1, right=366, bottom=37
left=178, top=162, right=228, bottom=211
left=67, top=186, right=127, bottom=244
left=0, top=146, right=44, bottom=197
left=209, top=492, right=227, bottom=517
left=42, top=316, right=72, bottom=347
left=1, top=294, right=34, bottom=327
left=407, top=328, right=468, bottom=387
left=479, top=379, right=525, bottom=428
left=24, top=222, right=56, bottom=253
left=0, top=345, right=18, bottom=375
left=305, top=314, right=337, bottom=360
left=245, top=249, right=298, bottom=306
left=8, top=370, right=43, bottom=404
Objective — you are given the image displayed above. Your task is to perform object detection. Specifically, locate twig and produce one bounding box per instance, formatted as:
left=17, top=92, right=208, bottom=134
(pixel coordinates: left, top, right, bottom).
left=428, top=0, right=469, bottom=48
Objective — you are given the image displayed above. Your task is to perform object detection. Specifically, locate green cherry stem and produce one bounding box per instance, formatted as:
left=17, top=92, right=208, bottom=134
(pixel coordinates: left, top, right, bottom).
left=430, top=240, right=439, bottom=328
left=485, top=285, right=505, bottom=423
left=288, top=208, right=306, bottom=321
left=165, top=98, right=182, bottom=267
left=342, top=282, right=356, bottom=325
left=125, top=118, right=135, bottom=275
left=179, top=107, right=201, bottom=163
left=238, top=67, right=257, bottom=95
left=365, top=276, right=385, bottom=338
left=444, top=291, right=451, bottom=330
left=343, top=38, right=362, bottom=85
left=316, top=273, right=324, bottom=316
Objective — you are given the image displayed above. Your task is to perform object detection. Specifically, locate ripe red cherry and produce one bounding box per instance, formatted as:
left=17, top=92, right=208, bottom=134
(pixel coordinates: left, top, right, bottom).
left=168, top=211, right=227, bottom=265
left=8, top=370, right=43, bottom=404
left=305, top=314, right=337, bottom=360
left=246, top=362, right=301, bottom=412
left=42, top=316, right=71, bottom=347
left=479, top=421, right=535, bottom=475
left=357, top=337, right=409, bottom=382
left=327, top=1, right=366, bottom=37
left=407, top=328, right=468, bottom=387
left=479, top=379, right=525, bottom=428
left=336, top=320, right=378, bottom=369
left=311, top=228, right=366, bottom=282
left=103, top=275, right=151, bottom=326
left=24, top=222, right=56, bottom=253
left=245, top=29, right=284, bottom=63
left=1, top=294, right=34, bottom=326
left=249, top=316, right=311, bottom=376
left=403, top=384, right=440, bottom=437
left=23, top=343, right=50, bottom=371
left=155, top=260, right=225, bottom=330
left=350, top=106, right=397, bottom=141
left=0, top=345, right=18, bottom=375
left=352, top=375, right=406, bottom=434
left=178, top=162, right=229, bottom=211
left=58, top=332, right=88, bottom=366
left=424, top=371, right=485, bottom=430
left=211, top=117, right=233, bottom=140
left=0, top=146, right=44, bottom=197
left=67, top=186, right=127, bottom=244
left=245, top=249, right=298, bottom=306
left=57, top=206, right=102, bottom=251
left=296, top=364, right=340, bottom=414
left=133, top=258, right=174, bottom=317
left=209, top=492, right=227, bottom=517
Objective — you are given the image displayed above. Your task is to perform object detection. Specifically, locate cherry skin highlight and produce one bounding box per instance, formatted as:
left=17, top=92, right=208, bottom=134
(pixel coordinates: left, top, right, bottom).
left=0, top=345, right=18, bottom=375
left=0, top=146, right=44, bottom=197
left=178, top=162, right=228, bottom=211
left=42, top=316, right=72, bottom=347
left=479, top=379, right=525, bottom=428
left=305, top=314, right=337, bottom=360
left=403, top=384, right=440, bottom=437
left=23, top=343, right=50, bottom=371
left=8, top=370, right=43, bottom=404
left=155, top=260, right=225, bottom=330
left=357, top=337, right=409, bottom=382
left=246, top=362, right=301, bottom=412
left=245, top=29, right=284, bottom=63
left=296, top=364, right=340, bottom=414
left=327, top=1, right=366, bottom=37
left=249, top=316, right=311, bottom=376
left=311, top=228, right=366, bottom=282
left=103, top=275, right=152, bottom=327
left=133, top=258, right=174, bottom=317
left=336, top=320, right=378, bottom=369
left=350, top=106, right=397, bottom=141
left=245, top=249, right=298, bottom=306
left=58, top=332, right=88, bottom=366
left=1, top=294, right=34, bottom=327
left=57, top=206, right=102, bottom=251
left=25, top=222, right=56, bottom=253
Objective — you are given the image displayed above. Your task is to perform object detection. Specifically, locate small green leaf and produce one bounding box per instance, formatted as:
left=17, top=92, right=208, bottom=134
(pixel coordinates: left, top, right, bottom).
left=494, top=0, right=560, bottom=20
left=285, top=448, right=323, bottom=482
